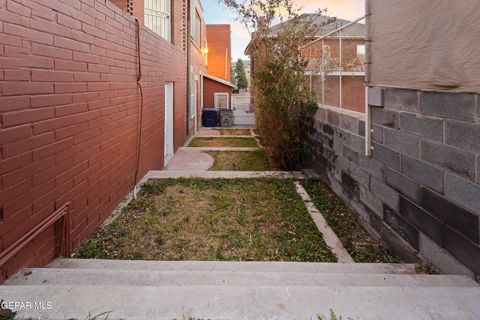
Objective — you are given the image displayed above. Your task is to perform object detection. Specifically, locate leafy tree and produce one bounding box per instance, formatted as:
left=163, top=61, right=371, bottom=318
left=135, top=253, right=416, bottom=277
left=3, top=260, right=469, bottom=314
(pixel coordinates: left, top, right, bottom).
left=220, top=0, right=322, bottom=169
left=234, top=58, right=249, bottom=90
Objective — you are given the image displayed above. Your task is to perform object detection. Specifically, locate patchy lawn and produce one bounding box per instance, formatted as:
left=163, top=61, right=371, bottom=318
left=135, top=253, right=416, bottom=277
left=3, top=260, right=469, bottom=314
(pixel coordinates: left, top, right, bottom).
left=188, top=137, right=258, bottom=148
left=207, top=150, right=274, bottom=171
left=301, top=181, right=399, bottom=263
left=214, top=129, right=252, bottom=136
left=76, top=179, right=337, bottom=262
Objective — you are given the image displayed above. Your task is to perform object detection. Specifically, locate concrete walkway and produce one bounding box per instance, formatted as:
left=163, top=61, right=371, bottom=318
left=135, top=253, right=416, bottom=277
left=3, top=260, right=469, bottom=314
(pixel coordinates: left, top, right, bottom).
left=165, top=149, right=213, bottom=171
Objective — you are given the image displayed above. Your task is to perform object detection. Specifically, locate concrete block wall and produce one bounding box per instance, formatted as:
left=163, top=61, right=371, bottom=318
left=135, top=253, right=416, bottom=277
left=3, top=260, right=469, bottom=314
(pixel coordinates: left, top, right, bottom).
left=303, top=89, right=480, bottom=278
left=0, top=0, right=187, bottom=280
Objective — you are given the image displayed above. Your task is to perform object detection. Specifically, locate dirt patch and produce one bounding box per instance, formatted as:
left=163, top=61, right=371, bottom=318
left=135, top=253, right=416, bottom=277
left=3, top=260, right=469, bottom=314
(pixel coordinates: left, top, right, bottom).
left=214, top=129, right=252, bottom=136
left=76, top=179, right=337, bottom=262
left=207, top=150, right=275, bottom=171
left=302, top=181, right=399, bottom=263
left=188, top=137, right=258, bottom=148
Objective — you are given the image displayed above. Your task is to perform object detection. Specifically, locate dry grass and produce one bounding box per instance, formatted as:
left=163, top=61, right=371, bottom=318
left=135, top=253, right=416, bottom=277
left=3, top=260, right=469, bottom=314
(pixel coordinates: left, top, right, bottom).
left=215, top=129, right=252, bottom=136
left=76, top=179, right=337, bottom=262
left=301, top=181, right=399, bottom=263
left=207, top=150, right=274, bottom=171
left=189, top=137, right=258, bottom=148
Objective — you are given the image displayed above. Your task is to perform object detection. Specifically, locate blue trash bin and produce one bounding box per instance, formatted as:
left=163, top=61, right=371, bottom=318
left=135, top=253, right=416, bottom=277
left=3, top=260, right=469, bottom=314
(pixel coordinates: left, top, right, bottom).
left=202, top=108, right=218, bottom=127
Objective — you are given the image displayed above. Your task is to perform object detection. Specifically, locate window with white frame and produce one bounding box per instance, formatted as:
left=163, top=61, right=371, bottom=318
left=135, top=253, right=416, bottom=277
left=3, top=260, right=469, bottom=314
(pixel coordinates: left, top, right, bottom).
left=144, top=0, right=171, bottom=42
left=214, top=93, right=229, bottom=109
left=191, top=9, right=201, bottom=48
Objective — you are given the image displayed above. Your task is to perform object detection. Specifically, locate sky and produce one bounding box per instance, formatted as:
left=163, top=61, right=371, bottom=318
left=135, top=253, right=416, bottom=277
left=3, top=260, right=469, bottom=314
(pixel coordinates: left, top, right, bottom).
left=201, top=0, right=365, bottom=61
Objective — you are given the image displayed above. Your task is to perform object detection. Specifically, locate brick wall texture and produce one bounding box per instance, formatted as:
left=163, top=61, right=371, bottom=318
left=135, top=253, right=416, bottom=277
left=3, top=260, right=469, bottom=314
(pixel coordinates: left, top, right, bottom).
left=206, top=24, right=231, bottom=82
left=0, top=0, right=187, bottom=279
left=304, top=89, right=480, bottom=277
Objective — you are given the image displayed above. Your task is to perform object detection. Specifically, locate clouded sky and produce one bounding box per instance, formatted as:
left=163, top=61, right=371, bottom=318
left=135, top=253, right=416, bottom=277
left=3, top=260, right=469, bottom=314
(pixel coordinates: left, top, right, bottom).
left=202, top=0, right=365, bottom=61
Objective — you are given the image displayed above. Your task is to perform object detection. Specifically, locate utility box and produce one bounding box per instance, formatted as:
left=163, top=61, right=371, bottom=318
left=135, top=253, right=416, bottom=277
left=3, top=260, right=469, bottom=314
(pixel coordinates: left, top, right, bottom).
left=219, top=109, right=234, bottom=127
left=202, top=108, right=219, bottom=127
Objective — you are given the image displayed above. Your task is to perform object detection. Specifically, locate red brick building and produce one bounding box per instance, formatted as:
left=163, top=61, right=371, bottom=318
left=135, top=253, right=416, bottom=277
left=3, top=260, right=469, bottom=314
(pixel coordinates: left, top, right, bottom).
left=203, top=24, right=233, bottom=110
left=0, top=0, right=188, bottom=281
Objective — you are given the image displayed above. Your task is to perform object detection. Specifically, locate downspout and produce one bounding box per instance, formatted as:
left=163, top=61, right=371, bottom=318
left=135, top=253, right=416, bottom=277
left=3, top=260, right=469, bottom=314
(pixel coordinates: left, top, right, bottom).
left=364, top=0, right=373, bottom=157
left=186, top=0, right=191, bottom=136
left=133, top=17, right=145, bottom=199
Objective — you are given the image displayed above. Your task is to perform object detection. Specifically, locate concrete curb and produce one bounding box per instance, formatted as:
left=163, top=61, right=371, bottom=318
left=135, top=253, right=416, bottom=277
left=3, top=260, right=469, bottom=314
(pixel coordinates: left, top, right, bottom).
left=294, top=182, right=355, bottom=263
left=180, top=147, right=261, bottom=152
left=146, top=170, right=306, bottom=179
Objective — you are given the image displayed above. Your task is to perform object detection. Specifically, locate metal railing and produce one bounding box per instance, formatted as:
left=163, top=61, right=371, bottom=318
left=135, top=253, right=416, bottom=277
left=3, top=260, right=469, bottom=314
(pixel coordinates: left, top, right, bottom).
left=0, top=203, right=71, bottom=277
left=302, top=16, right=367, bottom=114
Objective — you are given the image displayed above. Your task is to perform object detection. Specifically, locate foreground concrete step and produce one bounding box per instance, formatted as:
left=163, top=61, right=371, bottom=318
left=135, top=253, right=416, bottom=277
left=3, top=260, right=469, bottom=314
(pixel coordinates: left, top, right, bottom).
left=49, top=259, right=417, bottom=274
left=8, top=268, right=477, bottom=288
left=1, top=284, right=479, bottom=320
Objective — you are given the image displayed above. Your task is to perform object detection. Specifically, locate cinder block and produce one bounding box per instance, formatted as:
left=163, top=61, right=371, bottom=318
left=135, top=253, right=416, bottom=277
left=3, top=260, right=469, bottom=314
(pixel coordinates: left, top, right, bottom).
left=420, top=91, right=476, bottom=122
left=399, top=196, right=444, bottom=246
left=372, top=125, right=383, bottom=143
left=368, top=87, right=384, bottom=107
left=445, top=120, right=480, bottom=153
left=384, top=204, right=419, bottom=250
left=359, top=186, right=383, bottom=217
left=420, top=187, right=479, bottom=243
left=444, top=226, right=480, bottom=275
left=445, top=174, right=480, bottom=215
left=327, top=110, right=341, bottom=126
left=384, top=167, right=420, bottom=202
left=419, top=233, right=475, bottom=277
left=384, top=129, right=419, bottom=159
left=401, top=155, right=444, bottom=194
left=370, top=177, right=399, bottom=211
left=340, top=114, right=359, bottom=134
left=372, top=142, right=400, bottom=171
left=359, top=156, right=384, bottom=180
left=400, top=112, right=443, bottom=142
left=348, top=134, right=366, bottom=154
left=358, top=120, right=365, bottom=137
left=349, top=162, right=371, bottom=188
left=477, top=156, right=480, bottom=184
left=384, top=88, right=419, bottom=111
left=420, top=140, right=476, bottom=181
left=371, top=108, right=399, bottom=129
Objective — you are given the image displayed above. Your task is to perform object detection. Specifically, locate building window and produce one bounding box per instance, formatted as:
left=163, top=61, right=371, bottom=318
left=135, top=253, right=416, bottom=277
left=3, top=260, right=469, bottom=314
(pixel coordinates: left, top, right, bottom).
left=191, top=9, right=201, bottom=48
left=214, top=93, right=229, bottom=109
left=357, top=44, right=366, bottom=58
left=145, top=0, right=171, bottom=42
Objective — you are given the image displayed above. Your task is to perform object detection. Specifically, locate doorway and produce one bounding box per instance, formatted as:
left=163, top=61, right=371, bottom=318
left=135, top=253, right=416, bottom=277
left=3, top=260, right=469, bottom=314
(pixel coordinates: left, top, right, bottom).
left=164, top=82, right=174, bottom=165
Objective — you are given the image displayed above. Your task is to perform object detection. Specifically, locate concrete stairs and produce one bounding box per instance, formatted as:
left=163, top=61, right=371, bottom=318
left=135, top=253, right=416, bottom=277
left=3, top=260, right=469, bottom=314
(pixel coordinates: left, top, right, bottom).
left=2, top=259, right=480, bottom=319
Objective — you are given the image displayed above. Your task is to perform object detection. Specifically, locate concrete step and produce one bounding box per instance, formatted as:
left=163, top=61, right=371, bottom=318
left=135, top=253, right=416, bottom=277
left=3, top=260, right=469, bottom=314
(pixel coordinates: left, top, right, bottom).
left=7, top=268, right=477, bottom=288
left=49, top=259, right=418, bottom=274
left=1, top=284, right=479, bottom=319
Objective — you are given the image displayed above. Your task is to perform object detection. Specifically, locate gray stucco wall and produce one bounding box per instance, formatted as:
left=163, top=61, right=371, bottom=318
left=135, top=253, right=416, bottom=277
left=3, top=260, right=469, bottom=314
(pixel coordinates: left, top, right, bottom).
left=303, top=89, right=480, bottom=278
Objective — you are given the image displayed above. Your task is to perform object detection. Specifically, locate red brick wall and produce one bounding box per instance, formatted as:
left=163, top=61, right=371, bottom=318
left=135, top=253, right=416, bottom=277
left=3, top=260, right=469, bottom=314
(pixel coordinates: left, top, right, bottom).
left=0, top=0, right=186, bottom=280
left=206, top=25, right=231, bottom=82
left=203, top=77, right=232, bottom=109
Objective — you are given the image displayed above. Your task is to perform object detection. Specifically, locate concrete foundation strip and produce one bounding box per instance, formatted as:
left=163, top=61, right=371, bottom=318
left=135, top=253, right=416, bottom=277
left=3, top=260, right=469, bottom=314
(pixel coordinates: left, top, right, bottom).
left=180, top=147, right=260, bottom=152
left=147, top=170, right=306, bottom=179
left=294, top=182, right=355, bottom=263
left=195, top=135, right=254, bottom=138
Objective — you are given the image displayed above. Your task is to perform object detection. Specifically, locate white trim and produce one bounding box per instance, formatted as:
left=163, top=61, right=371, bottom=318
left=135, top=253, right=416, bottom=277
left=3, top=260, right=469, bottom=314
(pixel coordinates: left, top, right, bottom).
left=305, top=71, right=365, bottom=76
left=317, top=103, right=366, bottom=120
left=204, top=74, right=235, bottom=87
left=214, top=92, right=229, bottom=109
